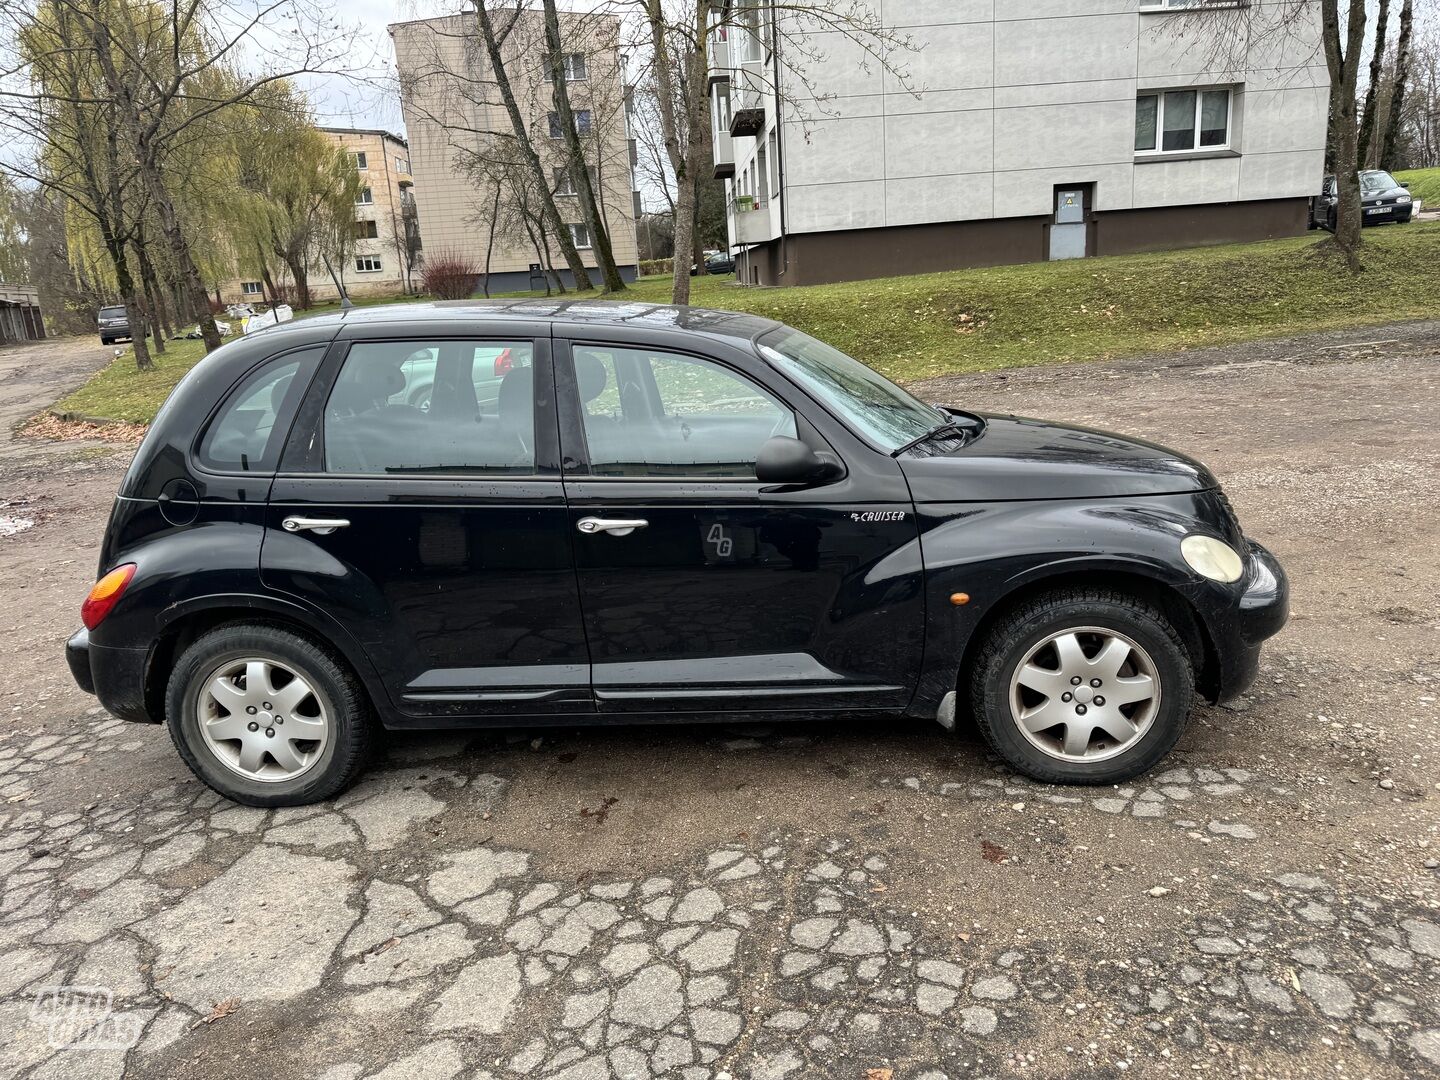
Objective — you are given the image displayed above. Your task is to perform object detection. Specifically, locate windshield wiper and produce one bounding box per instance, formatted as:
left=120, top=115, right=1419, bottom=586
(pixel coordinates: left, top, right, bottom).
left=890, top=419, right=967, bottom=458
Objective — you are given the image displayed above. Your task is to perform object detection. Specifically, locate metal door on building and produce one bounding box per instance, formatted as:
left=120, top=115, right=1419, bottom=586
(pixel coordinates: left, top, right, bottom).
left=1049, top=186, right=1091, bottom=261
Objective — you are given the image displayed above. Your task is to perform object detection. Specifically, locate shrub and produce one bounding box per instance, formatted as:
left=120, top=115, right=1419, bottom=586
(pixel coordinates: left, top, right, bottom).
left=421, top=250, right=481, bottom=300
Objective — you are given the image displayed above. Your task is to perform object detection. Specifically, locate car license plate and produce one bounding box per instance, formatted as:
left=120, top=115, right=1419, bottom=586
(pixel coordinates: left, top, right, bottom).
left=1365, top=207, right=1387, bottom=215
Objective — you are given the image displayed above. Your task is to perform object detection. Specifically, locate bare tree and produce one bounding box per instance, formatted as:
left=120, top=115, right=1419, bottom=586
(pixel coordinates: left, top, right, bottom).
left=1379, top=0, right=1417, bottom=168
left=1322, top=0, right=1371, bottom=268
left=541, top=0, right=626, bottom=291
left=1358, top=0, right=1391, bottom=167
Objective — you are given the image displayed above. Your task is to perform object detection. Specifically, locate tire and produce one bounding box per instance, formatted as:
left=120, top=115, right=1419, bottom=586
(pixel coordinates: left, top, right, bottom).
left=968, top=588, right=1194, bottom=785
left=165, top=623, right=373, bottom=806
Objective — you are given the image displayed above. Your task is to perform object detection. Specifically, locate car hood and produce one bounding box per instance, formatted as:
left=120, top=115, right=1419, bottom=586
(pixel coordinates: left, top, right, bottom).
left=1361, top=185, right=1408, bottom=202
left=898, top=411, right=1217, bottom=502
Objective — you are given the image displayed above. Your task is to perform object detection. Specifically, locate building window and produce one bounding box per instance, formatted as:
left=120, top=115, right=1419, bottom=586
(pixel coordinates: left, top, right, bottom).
left=1136, top=88, right=1231, bottom=154
left=351, top=151, right=367, bottom=169
left=546, top=53, right=588, bottom=82
left=568, top=223, right=591, bottom=249
left=354, top=220, right=379, bottom=239
left=547, top=110, right=593, bottom=139
left=355, top=256, right=383, bottom=273
left=356, top=187, right=373, bottom=204
left=241, top=281, right=263, bottom=296
left=396, top=156, right=409, bottom=174
left=1140, top=0, right=1242, bottom=8
left=553, top=166, right=598, bottom=196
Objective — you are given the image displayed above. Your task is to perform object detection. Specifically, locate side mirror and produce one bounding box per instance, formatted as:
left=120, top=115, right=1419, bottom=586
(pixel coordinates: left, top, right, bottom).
left=755, top=436, right=842, bottom=485
left=1401, top=182, right=1411, bottom=190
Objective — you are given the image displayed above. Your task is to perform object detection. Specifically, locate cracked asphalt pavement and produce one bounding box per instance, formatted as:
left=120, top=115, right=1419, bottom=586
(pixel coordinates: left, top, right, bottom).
left=1, top=325, right=1438, bottom=1079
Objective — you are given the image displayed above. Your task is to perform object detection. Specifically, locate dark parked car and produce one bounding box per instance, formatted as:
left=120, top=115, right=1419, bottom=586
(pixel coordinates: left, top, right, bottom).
left=1309, top=170, right=1414, bottom=230
left=68, top=301, right=1287, bottom=806
left=691, top=250, right=736, bottom=276
left=98, top=305, right=131, bottom=345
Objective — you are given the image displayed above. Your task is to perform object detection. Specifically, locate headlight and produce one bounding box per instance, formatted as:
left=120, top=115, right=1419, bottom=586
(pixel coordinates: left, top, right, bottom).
left=1397, top=194, right=1411, bottom=204
left=1181, top=535, right=1245, bottom=583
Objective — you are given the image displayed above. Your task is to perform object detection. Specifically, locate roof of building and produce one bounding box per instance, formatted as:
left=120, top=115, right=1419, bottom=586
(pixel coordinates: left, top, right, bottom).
left=318, top=126, right=408, bottom=147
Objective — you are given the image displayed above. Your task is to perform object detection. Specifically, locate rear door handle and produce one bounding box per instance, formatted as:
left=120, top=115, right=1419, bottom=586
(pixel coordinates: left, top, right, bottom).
left=282, top=516, right=350, bottom=536
left=577, top=517, right=648, bottom=537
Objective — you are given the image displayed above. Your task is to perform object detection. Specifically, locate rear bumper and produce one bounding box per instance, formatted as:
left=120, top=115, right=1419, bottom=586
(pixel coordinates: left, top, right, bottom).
left=1204, top=541, right=1289, bottom=702
left=66, top=628, right=154, bottom=723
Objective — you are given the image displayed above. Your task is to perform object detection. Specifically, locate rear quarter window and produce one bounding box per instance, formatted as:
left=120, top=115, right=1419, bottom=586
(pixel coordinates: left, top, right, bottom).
left=196, top=348, right=323, bottom=473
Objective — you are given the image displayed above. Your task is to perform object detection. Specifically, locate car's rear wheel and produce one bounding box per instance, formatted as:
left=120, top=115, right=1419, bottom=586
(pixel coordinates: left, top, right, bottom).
left=968, top=588, right=1193, bottom=785
left=165, top=623, right=373, bottom=806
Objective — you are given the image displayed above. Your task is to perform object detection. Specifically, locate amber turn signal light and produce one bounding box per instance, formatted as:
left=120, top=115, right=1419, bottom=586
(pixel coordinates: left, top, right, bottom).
left=950, top=592, right=970, bottom=606
left=81, top=564, right=136, bottom=630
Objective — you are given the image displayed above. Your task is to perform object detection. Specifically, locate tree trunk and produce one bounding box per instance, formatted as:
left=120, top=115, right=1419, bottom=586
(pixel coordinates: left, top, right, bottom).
left=646, top=0, right=714, bottom=305
left=107, top=240, right=151, bottom=371
left=474, top=0, right=593, bottom=291
left=1380, top=0, right=1415, bottom=169
left=133, top=234, right=166, bottom=355
left=483, top=184, right=502, bottom=298
left=83, top=13, right=222, bottom=352
left=540, top=0, right=626, bottom=292
left=1321, top=0, right=1370, bottom=270
left=1358, top=0, right=1390, bottom=168
left=282, top=253, right=312, bottom=309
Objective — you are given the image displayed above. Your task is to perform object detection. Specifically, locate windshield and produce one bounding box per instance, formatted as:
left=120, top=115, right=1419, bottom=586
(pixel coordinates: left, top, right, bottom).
left=1360, top=170, right=1400, bottom=192
left=99, top=306, right=126, bottom=320
left=757, top=327, right=945, bottom=452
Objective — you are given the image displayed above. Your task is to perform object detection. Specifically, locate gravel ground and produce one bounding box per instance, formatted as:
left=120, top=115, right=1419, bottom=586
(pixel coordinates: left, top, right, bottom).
left=0, top=325, right=1438, bottom=1080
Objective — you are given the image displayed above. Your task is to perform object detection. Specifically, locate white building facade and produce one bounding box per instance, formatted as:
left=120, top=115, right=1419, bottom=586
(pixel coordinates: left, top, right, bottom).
left=711, top=1, right=1329, bottom=286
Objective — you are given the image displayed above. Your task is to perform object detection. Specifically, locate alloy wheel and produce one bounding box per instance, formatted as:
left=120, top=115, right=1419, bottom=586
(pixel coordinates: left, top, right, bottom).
left=1007, top=626, right=1161, bottom=763
left=197, top=657, right=330, bottom=782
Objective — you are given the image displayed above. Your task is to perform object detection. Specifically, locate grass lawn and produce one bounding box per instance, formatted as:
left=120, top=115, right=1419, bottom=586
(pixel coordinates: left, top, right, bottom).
left=1395, top=167, right=1440, bottom=207
left=54, top=222, right=1440, bottom=424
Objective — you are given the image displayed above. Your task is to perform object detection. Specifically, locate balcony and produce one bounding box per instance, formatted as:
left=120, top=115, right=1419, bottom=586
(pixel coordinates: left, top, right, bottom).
left=732, top=195, right=772, bottom=245
left=728, top=62, right=766, bottom=138
left=708, top=35, right=732, bottom=89
left=713, top=126, right=734, bottom=180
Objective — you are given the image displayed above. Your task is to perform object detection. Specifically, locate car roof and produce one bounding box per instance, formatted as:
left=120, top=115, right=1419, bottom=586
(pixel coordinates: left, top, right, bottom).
left=283, top=298, right=782, bottom=344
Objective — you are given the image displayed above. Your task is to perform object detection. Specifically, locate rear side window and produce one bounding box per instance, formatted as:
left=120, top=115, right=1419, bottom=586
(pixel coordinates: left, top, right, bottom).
left=197, top=348, right=321, bottom=472
left=323, top=340, right=536, bottom=474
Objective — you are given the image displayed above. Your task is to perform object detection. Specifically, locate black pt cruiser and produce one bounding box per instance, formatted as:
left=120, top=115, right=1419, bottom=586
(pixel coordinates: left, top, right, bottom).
left=68, top=301, right=1288, bottom=806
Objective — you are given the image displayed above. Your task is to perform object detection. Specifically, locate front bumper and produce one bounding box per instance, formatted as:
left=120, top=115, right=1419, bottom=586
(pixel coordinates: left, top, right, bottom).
left=66, top=628, right=154, bottom=723
left=1203, top=540, right=1289, bottom=702
left=1362, top=205, right=1412, bottom=224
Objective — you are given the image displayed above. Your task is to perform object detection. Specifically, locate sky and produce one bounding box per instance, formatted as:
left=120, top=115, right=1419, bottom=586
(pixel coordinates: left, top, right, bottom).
left=301, top=0, right=412, bottom=135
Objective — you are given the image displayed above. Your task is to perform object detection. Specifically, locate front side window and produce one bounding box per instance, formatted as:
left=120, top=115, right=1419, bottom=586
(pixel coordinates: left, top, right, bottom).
left=571, top=345, right=795, bottom=477
left=757, top=327, right=943, bottom=453
left=1137, top=88, right=1232, bottom=154
left=198, top=349, right=321, bottom=472
left=324, top=341, right=535, bottom=474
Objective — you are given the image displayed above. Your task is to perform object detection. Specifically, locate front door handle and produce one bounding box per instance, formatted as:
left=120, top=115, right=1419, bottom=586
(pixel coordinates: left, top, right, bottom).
left=577, top=517, right=649, bottom=537
left=282, top=516, right=350, bottom=536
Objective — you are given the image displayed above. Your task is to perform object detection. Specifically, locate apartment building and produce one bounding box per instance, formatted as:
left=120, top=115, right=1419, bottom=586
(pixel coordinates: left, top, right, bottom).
left=320, top=128, right=420, bottom=298
left=218, top=127, right=419, bottom=305
left=712, top=1, right=1329, bottom=286
left=390, top=9, right=640, bottom=292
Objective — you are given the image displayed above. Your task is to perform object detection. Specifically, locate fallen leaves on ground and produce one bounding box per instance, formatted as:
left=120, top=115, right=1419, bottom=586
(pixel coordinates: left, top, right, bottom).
left=191, top=998, right=240, bottom=1028
left=20, top=412, right=146, bottom=444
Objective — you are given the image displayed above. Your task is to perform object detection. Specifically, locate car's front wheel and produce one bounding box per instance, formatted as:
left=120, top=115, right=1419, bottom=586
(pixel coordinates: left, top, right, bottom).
left=969, top=588, right=1194, bottom=785
left=165, top=623, right=373, bottom=806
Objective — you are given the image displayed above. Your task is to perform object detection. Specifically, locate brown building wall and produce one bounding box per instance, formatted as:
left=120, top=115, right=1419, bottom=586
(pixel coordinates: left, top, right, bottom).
left=739, top=198, right=1310, bottom=288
